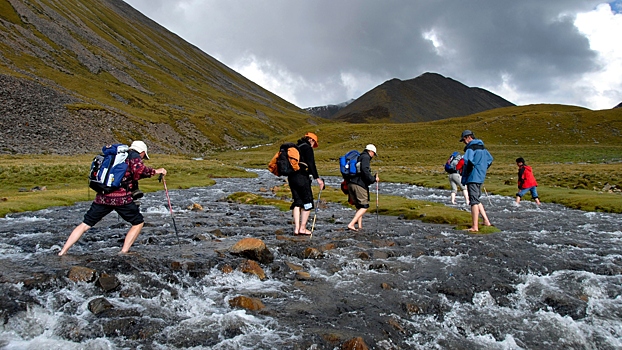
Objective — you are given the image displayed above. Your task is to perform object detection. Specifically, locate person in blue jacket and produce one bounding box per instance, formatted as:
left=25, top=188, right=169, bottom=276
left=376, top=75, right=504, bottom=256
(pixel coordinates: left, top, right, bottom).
left=460, top=130, right=493, bottom=232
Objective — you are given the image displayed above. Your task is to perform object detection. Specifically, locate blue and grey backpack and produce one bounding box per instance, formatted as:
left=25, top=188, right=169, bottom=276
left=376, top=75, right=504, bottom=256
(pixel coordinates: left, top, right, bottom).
left=339, top=150, right=360, bottom=178
left=89, top=144, right=130, bottom=194
left=444, top=151, right=461, bottom=173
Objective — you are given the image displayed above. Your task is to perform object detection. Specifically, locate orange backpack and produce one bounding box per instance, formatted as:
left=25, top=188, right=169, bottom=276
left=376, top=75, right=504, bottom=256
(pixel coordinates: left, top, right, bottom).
left=268, top=143, right=301, bottom=176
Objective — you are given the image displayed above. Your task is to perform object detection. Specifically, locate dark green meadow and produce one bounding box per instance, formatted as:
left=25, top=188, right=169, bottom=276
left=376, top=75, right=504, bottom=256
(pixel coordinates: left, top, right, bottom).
left=1, top=104, right=621, bottom=218
left=217, top=104, right=622, bottom=213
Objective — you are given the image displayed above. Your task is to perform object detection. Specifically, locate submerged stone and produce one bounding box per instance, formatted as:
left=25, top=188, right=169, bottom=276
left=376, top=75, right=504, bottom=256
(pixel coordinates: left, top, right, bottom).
left=97, top=273, right=120, bottom=292
left=88, top=297, right=113, bottom=315
left=68, top=266, right=96, bottom=283
left=229, top=296, right=265, bottom=311
left=342, top=336, right=369, bottom=350
left=238, top=259, right=266, bottom=280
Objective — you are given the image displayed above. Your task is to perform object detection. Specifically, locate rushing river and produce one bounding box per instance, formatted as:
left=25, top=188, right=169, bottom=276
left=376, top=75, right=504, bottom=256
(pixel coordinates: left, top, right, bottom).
left=0, top=170, right=621, bottom=349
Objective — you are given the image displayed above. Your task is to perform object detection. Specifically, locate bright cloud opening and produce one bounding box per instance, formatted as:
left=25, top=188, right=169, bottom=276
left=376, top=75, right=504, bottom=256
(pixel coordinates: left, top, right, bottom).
left=573, top=3, right=622, bottom=109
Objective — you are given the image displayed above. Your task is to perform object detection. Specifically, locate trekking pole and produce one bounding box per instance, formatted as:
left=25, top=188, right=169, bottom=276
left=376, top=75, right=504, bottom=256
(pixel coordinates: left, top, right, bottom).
left=310, top=185, right=323, bottom=237
left=483, top=186, right=492, bottom=206
left=159, top=174, right=181, bottom=246
left=376, top=177, right=379, bottom=233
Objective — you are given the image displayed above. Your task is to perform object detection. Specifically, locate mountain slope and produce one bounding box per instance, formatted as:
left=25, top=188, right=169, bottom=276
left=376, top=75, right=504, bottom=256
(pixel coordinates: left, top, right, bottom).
left=0, top=0, right=318, bottom=155
left=330, top=72, right=515, bottom=123
left=304, top=99, right=354, bottom=119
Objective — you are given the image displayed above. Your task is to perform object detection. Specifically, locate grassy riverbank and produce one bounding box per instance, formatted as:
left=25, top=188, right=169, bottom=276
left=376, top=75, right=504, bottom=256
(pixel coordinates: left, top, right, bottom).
left=216, top=104, right=622, bottom=213
left=0, top=154, right=250, bottom=217
left=2, top=104, right=621, bottom=217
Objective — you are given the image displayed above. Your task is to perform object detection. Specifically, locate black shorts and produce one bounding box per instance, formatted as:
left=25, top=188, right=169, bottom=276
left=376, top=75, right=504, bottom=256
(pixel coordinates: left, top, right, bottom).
left=288, top=173, right=314, bottom=211
left=83, top=202, right=144, bottom=227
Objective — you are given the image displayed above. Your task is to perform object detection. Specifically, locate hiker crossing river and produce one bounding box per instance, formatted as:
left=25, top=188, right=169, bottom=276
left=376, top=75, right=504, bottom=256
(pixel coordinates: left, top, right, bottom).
left=0, top=169, right=621, bottom=349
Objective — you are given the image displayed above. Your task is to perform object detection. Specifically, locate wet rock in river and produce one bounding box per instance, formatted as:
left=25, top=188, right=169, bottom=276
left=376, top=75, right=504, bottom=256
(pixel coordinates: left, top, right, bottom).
left=67, top=266, right=97, bottom=282
left=229, top=295, right=265, bottom=311
left=543, top=294, right=588, bottom=320
left=220, top=264, right=234, bottom=273
left=229, top=237, right=274, bottom=264
left=187, top=203, right=203, bottom=211
left=285, top=261, right=303, bottom=271
left=88, top=297, right=113, bottom=315
left=238, top=259, right=266, bottom=280
left=192, top=233, right=210, bottom=241
left=96, top=273, right=120, bottom=292
left=296, top=271, right=312, bottom=281
left=342, top=336, right=369, bottom=350
left=303, top=247, right=323, bottom=259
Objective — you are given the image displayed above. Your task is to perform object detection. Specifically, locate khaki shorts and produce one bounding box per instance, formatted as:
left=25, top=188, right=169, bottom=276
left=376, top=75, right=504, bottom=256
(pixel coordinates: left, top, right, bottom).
left=348, top=183, right=369, bottom=209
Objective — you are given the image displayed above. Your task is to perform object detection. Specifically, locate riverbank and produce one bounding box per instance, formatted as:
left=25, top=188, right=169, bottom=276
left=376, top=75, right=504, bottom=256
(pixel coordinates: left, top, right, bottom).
left=1, top=153, right=621, bottom=218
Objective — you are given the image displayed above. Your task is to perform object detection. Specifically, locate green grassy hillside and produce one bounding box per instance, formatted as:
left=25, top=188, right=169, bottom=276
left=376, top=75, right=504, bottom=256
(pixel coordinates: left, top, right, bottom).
left=0, top=0, right=320, bottom=153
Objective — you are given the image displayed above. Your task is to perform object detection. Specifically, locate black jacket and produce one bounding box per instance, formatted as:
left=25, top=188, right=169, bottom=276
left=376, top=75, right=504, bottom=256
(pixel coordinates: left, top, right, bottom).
left=296, top=139, right=320, bottom=179
left=348, top=150, right=375, bottom=189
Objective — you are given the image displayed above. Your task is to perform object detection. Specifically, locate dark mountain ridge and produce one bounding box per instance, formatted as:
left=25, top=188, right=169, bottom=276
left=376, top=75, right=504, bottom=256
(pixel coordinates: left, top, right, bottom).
left=0, top=0, right=315, bottom=155
left=304, top=99, right=354, bottom=119
left=327, top=72, right=515, bottom=123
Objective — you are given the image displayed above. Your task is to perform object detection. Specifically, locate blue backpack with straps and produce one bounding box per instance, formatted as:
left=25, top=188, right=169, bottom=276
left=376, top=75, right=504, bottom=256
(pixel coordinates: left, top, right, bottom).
left=339, top=150, right=360, bottom=178
left=89, top=144, right=130, bottom=194
left=444, top=151, right=461, bottom=173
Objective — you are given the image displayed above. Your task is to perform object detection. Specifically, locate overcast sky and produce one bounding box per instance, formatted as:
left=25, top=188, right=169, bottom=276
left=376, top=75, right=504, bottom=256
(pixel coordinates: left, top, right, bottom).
left=124, top=0, right=621, bottom=110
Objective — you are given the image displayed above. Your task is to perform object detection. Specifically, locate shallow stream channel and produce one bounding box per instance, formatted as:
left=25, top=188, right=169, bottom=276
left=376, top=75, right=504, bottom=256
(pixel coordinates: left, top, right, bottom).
left=0, top=169, right=621, bottom=349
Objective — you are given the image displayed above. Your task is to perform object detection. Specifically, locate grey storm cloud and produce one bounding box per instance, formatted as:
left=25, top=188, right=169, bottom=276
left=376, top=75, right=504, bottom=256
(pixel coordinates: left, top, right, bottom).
left=125, top=0, right=619, bottom=109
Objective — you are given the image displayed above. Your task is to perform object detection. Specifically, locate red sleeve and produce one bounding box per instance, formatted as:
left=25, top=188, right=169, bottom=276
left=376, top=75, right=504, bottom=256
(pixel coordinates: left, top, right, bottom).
left=129, top=157, right=156, bottom=181
left=456, top=158, right=464, bottom=172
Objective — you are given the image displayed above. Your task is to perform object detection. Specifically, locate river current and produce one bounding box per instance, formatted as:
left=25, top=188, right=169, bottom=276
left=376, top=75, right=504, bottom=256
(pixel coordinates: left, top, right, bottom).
left=0, top=170, right=621, bottom=349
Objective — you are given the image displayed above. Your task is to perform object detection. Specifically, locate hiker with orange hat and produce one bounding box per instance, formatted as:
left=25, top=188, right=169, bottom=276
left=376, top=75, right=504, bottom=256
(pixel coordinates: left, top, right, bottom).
left=289, top=132, right=324, bottom=235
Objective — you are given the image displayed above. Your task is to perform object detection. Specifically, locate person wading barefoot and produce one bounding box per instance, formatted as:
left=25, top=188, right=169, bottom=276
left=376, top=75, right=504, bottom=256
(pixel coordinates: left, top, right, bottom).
left=347, top=144, right=379, bottom=232
left=288, top=132, right=324, bottom=236
left=459, top=131, right=493, bottom=232
left=58, top=141, right=167, bottom=256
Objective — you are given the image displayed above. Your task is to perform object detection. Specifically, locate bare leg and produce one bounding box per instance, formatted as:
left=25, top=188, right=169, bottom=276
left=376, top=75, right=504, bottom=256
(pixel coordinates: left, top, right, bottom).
left=292, top=207, right=301, bottom=234
left=450, top=192, right=456, bottom=204
left=348, top=208, right=367, bottom=231
left=59, top=223, right=91, bottom=256
left=535, top=198, right=541, bottom=205
left=515, top=196, right=521, bottom=204
left=470, top=205, right=479, bottom=232
left=462, top=189, right=469, bottom=204
left=121, top=223, right=144, bottom=253
left=478, top=203, right=491, bottom=226
left=299, top=209, right=312, bottom=234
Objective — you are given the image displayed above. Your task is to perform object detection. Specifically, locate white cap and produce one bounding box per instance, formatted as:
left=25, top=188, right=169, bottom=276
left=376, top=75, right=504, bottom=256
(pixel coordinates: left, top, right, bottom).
left=129, top=140, right=149, bottom=159
left=365, top=144, right=377, bottom=155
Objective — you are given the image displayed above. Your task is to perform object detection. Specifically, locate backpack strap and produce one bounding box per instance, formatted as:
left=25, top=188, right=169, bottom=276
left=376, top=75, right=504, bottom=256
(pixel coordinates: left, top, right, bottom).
left=466, top=143, right=486, bottom=151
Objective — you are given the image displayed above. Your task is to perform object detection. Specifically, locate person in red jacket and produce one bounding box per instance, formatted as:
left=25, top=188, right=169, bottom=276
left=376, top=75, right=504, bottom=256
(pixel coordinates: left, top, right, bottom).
left=516, top=157, right=541, bottom=205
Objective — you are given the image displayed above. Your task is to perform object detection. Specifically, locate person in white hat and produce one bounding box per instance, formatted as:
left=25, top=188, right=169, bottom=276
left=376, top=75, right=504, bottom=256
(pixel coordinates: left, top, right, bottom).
left=346, top=144, right=379, bottom=231
left=59, top=140, right=167, bottom=256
